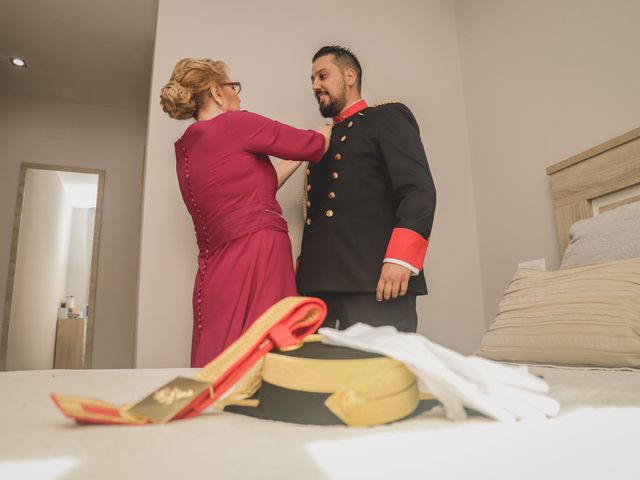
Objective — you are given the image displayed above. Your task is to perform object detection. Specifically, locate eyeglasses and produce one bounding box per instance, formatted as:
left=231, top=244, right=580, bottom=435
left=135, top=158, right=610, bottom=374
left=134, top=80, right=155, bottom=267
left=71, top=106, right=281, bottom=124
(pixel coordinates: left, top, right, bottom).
left=221, top=82, right=241, bottom=94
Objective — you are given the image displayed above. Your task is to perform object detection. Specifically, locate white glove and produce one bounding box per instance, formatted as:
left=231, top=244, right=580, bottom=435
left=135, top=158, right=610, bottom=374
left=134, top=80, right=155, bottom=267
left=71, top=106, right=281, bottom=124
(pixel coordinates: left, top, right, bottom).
left=319, top=323, right=560, bottom=422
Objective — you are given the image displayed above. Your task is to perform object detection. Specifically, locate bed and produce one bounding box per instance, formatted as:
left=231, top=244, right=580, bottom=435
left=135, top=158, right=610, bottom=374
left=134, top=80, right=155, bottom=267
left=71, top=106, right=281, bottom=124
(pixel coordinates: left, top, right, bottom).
left=1, top=365, right=639, bottom=479
left=2, top=129, right=640, bottom=479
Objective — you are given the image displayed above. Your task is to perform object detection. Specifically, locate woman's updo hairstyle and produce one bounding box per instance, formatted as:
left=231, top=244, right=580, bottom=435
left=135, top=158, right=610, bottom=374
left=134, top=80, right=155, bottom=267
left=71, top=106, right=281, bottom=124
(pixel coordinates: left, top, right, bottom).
left=160, top=58, right=229, bottom=120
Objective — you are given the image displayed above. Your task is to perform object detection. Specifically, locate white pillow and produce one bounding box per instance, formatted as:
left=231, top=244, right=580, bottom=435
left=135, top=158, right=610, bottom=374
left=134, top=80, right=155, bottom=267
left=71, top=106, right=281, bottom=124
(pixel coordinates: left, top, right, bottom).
left=561, top=201, right=640, bottom=269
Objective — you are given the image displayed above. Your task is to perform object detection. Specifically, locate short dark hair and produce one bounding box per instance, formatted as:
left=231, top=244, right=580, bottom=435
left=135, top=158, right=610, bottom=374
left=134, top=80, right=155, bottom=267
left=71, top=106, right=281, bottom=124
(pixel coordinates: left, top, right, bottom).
left=312, top=45, right=362, bottom=92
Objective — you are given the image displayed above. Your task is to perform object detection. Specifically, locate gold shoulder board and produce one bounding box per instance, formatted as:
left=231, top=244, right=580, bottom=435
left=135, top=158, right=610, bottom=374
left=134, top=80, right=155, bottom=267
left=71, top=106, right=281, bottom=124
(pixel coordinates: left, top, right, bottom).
left=372, top=100, right=399, bottom=107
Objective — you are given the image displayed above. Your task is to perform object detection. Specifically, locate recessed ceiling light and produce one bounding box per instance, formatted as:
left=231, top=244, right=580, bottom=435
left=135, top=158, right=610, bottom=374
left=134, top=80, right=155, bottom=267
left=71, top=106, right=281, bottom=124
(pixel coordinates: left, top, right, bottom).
left=10, top=57, right=27, bottom=68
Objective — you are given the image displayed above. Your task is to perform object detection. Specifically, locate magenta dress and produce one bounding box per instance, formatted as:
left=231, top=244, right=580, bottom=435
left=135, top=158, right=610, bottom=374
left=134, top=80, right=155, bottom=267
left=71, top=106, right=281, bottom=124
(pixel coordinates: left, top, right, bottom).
left=174, top=111, right=325, bottom=367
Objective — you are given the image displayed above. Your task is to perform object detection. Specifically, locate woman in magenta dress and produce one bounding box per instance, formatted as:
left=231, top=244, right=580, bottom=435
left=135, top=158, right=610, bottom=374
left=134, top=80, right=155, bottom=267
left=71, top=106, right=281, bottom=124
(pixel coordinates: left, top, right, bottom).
left=160, top=58, right=330, bottom=367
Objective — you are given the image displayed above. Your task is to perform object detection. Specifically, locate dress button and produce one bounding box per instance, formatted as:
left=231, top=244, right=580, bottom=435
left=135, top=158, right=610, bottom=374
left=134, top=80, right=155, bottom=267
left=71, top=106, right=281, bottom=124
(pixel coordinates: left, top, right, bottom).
left=331, top=172, right=339, bottom=180
left=306, top=200, right=311, bottom=207
left=325, top=210, right=334, bottom=218
left=340, top=135, right=347, bottom=142
left=307, top=184, right=312, bottom=191
left=334, top=153, right=342, bottom=161
left=328, top=192, right=336, bottom=199
left=306, top=218, right=312, bottom=225
left=347, top=121, right=353, bottom=128
left=305, top=168, right=310, bottom=175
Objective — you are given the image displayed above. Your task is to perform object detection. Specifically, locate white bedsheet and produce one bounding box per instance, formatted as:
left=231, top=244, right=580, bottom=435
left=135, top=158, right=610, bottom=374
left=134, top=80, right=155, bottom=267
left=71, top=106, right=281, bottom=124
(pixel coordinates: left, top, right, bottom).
left=1, top=366, right=639, bottom=479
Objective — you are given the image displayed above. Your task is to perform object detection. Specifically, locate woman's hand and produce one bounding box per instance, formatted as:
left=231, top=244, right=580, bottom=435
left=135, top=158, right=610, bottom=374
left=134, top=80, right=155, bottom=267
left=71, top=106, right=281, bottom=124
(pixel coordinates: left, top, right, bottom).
left=315, top=123, right=332, bottom=152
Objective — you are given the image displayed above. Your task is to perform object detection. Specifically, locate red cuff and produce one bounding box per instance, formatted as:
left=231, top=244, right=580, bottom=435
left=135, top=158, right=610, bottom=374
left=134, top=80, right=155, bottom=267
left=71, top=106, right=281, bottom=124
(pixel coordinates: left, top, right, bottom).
left=384, top=228, right=429, bottom=271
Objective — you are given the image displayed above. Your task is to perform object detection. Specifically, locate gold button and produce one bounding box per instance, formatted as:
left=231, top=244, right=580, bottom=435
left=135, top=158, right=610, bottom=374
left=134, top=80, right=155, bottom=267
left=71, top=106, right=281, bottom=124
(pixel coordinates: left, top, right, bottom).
left=347, top=121, right=353, bottom=128
left=334, top=153, right=342, bottom=161
left=340, top=135, right=347, bottom=142
left=331, top=172, right=339, bottom=180
left=307, top=184, right=312, bottom=191
left=305, top=168, right=310, bottom=175
left=306, top=200, right=311, bottom=207
left=328, top=192, right=336, bottom=199
left=325, top=210, right=334, bottom=218
left=306, top=218, right=312, bottom=225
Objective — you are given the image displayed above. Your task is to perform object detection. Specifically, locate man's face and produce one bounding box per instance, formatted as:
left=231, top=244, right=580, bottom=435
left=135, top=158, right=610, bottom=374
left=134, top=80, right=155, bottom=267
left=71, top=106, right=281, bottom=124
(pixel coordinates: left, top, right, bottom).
left=311, top=54, right=348, bottom=118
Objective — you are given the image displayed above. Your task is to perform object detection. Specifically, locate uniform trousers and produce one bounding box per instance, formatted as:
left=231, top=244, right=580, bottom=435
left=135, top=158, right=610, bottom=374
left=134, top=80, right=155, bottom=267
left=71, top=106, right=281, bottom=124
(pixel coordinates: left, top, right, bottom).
left=312, top=292, right=418, bottom=333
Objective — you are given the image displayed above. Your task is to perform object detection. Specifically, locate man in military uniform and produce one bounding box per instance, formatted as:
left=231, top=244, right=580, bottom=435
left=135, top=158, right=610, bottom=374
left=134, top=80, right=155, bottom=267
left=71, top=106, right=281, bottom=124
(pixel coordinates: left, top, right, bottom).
left=296, top=45, right=436, bottom=332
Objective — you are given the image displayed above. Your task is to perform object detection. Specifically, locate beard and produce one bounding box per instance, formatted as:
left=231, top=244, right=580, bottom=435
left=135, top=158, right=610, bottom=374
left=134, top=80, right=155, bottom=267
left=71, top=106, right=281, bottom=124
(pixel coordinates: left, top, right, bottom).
left=317, top=83, right=348, bottom=118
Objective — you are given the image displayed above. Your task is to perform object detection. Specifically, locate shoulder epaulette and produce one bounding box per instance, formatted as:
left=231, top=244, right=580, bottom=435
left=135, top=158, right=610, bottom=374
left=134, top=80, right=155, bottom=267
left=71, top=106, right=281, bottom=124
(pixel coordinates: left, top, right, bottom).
left=372, top=100, right=400, bottom=107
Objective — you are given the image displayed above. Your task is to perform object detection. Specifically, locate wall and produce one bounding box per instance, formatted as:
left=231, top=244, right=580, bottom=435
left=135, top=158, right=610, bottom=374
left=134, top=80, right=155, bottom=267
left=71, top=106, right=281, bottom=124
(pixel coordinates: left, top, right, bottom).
left=6, top=170, right=72, bottom=370
left=455, top=0, right=640, bottom=325
left=137, top=0, right=485, bottom=367
left=65, top=207, right=95, bottom=309
left=0, top=94, right=147, bottom=368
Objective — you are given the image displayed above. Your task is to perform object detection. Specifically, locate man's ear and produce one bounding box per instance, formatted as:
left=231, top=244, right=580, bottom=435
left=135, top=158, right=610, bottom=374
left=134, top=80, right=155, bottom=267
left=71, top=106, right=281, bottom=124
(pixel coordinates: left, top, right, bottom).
left=344, top=68, right=357, bottom=88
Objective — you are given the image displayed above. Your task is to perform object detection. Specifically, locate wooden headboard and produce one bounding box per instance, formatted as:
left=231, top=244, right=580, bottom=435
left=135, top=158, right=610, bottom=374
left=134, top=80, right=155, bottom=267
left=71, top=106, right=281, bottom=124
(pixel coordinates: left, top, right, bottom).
left=546, top=126, right=640, bottom=254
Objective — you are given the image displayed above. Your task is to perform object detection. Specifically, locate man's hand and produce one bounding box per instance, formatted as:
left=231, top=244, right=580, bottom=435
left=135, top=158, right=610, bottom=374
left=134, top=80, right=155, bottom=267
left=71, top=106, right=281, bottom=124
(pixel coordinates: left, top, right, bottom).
left=376, top=263, right=412, bottom=301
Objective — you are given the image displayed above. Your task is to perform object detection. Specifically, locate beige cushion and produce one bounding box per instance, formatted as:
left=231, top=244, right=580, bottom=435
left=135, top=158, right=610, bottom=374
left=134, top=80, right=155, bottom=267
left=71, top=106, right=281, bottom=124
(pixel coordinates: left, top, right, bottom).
left=478, top=259, right=640, bottom=368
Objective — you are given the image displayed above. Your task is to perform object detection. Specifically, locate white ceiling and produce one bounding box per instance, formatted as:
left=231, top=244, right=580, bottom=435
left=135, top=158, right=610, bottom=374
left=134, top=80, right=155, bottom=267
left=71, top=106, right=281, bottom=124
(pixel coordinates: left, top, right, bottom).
left=0, top=0, right=158, bottom=111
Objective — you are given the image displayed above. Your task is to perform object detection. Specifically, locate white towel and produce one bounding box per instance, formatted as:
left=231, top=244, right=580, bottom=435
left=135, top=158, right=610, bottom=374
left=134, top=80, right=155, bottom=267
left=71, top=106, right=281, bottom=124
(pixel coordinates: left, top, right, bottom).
left=319, top=323, right=560, bottom=422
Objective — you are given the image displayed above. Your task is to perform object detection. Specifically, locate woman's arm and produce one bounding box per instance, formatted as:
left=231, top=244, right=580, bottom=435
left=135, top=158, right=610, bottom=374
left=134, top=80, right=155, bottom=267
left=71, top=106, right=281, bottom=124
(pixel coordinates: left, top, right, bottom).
left=274, top=124, right=333, bottom=190
left=225, top=111, right=331, bottom=163
left=275, top=160, right=303, bottom=190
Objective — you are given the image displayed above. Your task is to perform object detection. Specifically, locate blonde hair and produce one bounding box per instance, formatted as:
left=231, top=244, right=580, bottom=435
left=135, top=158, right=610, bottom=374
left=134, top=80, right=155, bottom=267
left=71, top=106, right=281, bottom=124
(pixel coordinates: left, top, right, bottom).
left=160, top=58, right=229, bottom=120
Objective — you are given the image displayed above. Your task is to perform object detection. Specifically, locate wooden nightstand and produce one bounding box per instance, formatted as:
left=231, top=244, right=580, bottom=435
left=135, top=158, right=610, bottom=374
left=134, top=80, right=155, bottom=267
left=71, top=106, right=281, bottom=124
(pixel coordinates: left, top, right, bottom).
left=53, top=317, right=86, bottom=369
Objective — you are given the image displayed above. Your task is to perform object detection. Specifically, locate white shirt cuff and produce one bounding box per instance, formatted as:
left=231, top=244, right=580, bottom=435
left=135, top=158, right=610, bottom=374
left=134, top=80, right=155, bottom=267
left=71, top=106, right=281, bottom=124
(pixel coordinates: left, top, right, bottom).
left=383, top=258, right=419, bottom=276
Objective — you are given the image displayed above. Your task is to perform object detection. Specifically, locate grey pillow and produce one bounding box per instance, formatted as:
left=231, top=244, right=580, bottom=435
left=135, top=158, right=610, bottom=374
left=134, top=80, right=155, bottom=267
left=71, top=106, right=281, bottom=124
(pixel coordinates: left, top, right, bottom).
left=561, top=201, right=640, bottom=269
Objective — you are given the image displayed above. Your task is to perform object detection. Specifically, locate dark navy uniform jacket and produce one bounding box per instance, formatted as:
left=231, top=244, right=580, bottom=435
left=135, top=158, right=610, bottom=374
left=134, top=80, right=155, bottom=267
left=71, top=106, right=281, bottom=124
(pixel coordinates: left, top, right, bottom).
left=296, top=102, right=436, bottom=295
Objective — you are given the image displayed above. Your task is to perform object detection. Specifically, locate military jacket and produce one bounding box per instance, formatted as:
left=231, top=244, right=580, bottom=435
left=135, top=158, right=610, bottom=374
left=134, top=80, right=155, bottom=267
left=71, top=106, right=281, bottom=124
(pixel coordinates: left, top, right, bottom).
left=296, top=102, right=436, bottom=294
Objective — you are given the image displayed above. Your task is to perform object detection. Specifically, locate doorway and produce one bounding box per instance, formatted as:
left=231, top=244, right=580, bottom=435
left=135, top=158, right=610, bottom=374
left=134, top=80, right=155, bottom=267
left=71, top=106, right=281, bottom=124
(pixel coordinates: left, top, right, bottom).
left=0, top=163, right=105, bottom=370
